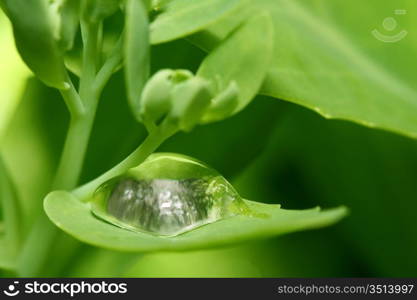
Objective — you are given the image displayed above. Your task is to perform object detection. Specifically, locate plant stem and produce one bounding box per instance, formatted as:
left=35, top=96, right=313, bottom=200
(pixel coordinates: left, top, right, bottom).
left=93, top=37, right=123, bottom=94
left=74, top=124, right=177, bottom=200
left=80, top=21, right=99, bottom=105
left=53, top=115, right=95, bottom=189
left=60, top=78, right=85, bottom=118
left=17, top=112, right=98, bottom=276
left=17, top=21, right=102, bottom=277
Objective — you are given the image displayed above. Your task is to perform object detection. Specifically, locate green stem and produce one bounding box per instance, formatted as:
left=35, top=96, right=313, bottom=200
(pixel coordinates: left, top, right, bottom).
left=17, top=113, right=97, bottom=276
left=74, top=123, right=177, bottom=200
left=53, top=115, right=95, bottom=189
left=60, top=78, right=85, bottom=118
left=80, top=21, right=99, bottom=102
left=17, top=21, right=102, bottom=276
left=93, top=37, right=123, bottom=94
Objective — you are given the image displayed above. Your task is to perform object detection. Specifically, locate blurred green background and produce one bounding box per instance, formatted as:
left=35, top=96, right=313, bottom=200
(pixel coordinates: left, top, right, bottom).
left=1, top=5, right=417, bottom=277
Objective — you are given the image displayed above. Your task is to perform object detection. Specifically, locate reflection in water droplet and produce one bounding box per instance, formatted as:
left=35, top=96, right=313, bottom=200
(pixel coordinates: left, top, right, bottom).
left=92, top=176, right=244, bottom=236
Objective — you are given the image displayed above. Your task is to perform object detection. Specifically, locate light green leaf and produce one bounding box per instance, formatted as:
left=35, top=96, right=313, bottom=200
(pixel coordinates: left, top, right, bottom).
left=44, top=190, right=347, bottom=252
left=150, top=0, right=241, bottom=44
left=0, top=12, right=30, bottom=142
left=124, top=0, right=150, bottom=121
left=193, top=0, right=417, bottom=139
left=0, top=0, right=68, bottom=89
left=197, top=13, right=273, bottom=114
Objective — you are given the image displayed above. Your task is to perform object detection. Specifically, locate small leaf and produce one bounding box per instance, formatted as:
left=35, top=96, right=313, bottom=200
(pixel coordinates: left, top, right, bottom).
left=197, top=13, right=273, bottom=114
left=58, top=0, right=81, bottom=51
left=124, top=0, right=150, bottom=121
left=44, top=190, right=347, bottom=252
left=82, top=0, right=121, bottom=22
left=150, top=0, right=241, bottom=44
left=0, top=0, right=68, bottom=89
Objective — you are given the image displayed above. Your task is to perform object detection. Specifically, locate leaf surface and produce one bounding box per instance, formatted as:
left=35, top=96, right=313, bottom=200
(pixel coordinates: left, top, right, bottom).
left=44, top=190, right=347, bottom=252
left=193, top=0, right=417, bottom=138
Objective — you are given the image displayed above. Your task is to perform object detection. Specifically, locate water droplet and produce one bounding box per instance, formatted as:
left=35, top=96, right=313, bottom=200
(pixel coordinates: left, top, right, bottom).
left=91, top=153, right=247, bottom=236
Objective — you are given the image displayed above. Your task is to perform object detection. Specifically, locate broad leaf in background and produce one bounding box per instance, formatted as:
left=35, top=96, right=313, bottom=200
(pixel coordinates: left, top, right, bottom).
left=150, top=0, right=241, bottom=44
left=0, top=236, right=15, bottom=271
left=44, top=190, right=347, bottom=252
left=197, top=13, right=273, bottom=114
left=0, top=0, right=68, bottom=89
left=1, top=79, right=68, bottom=228
left=0, top=157, right=21, bottom=261
left=193, top=0, right=417, bottom=139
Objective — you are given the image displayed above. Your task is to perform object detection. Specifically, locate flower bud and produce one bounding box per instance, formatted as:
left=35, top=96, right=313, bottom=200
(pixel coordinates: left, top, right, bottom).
left=140, top=69, right=193, bottom=125
left=201, top=81, right=239, bottom=123
left=168, top=77, right=213, bottom=131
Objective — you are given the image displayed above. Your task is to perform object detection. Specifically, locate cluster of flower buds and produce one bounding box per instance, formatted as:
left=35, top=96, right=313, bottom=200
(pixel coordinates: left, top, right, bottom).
left=139, top=68, right=239, bottom=132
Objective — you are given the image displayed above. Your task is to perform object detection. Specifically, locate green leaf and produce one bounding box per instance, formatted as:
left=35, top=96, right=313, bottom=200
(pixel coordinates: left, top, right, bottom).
left=197, top=13, right=273, bottom=114
left=82, top=0, right=120, bottom=22
left=0, top=12, right=30, bottom=142
left=194, top=0, right=417, bottom=139
left=44, top=190, right=347, bottom=252
left=0, top=0, right=68, bottom=89
left=124, top=0, right=150, bottom=121
left=150, top=0, right=241, bottom=44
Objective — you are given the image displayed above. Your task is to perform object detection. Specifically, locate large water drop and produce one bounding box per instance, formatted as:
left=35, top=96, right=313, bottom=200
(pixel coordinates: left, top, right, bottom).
left=91, top=153, right=245, bottom=236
